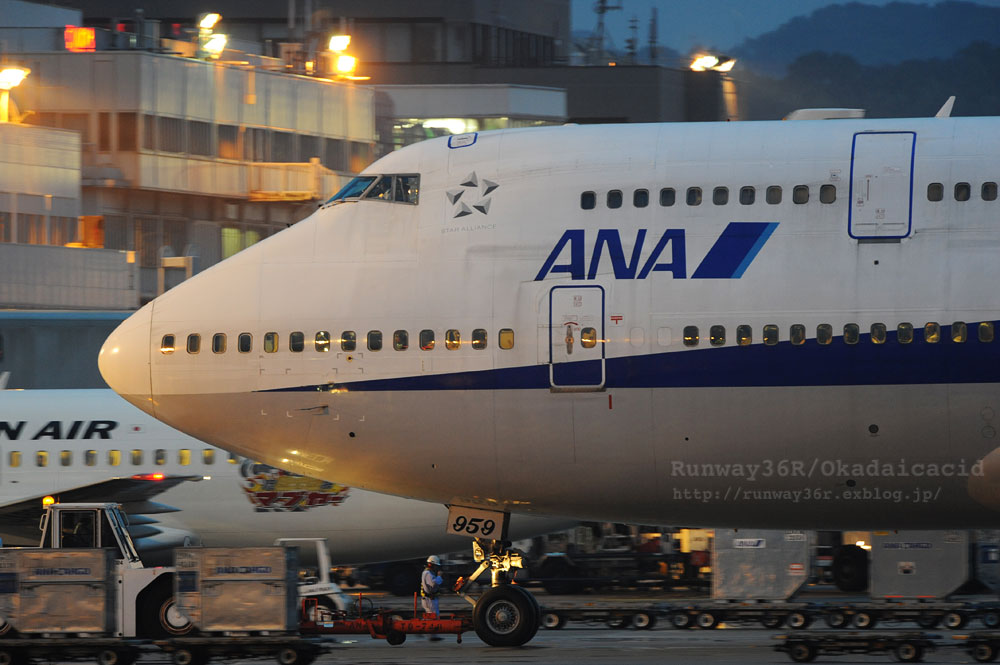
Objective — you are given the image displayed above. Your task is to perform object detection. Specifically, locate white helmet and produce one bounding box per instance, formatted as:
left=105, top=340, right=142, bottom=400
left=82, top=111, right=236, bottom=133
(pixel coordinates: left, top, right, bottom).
left=427, top=555, right=441, bottom=566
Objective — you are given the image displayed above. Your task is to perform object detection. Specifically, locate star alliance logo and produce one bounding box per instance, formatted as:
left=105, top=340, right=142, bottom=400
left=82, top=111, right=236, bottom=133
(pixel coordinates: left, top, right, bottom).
left=446, top=171, right=499, bottom=218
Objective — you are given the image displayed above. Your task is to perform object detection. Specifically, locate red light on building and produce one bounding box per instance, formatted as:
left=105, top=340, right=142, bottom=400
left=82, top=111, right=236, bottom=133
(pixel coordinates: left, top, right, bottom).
left=64, top=25, right=96, bottom=52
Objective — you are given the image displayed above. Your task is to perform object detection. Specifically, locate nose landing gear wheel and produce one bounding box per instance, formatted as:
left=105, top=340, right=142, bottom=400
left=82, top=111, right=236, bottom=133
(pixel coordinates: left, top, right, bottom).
left=473, top=585, right=540, bottom=647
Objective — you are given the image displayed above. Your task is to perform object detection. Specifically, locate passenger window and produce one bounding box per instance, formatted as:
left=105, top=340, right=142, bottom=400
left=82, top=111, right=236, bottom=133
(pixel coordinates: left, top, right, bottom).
left=212, top=333, right=226, bottom=354
left=340, top=331, right=356, bottom=352
left=580, top=327, right=597, bottom=349
left=179, top=449, right=190, bottom=465
left=633, top=189, right=649, bottom=208
left=289, top=332, right=304, bottom=352
left=659, top=188, right=675, bottom=207
left=793, top=185, right=809, bottom=204
left=686, top=187, right=702, bottom=206
left=238, top=333, right=252, bottom=353
left=393, top=330, right=409, bottom=351
left=314, top=331, right=330, bottom=353
left=871, top=323, right=886, bottom=344
left=980, top=322, right=995, bottom=343
left=472, top=329, right=488, bottom=350
left=36, top=451, right=48, bottom=467
left=790, top=324, right=806, bottom=346
left=8, top=451, right=20, bottom=468
left=155, top=449, right=166, bottom=465
left=419, top=329, right=435, bottom=350
left=108, top=450, right=120, bottom=466
left=927, top=183, right=944, bottom=201
left=445, top=329, right=461, bottom=350
left=713, top=187, right=729, bottom=205
left=983, top=182, right=998, bottom=202
left=228, top=452, right=239, bottom=464
left=955, top=182, right=971, bottom=202
left=844, top=323, right=859, bottom=345
left=131, top=449, right=143, bottom=465
left=394, top=174, right=420, bottom=203
left=736, top=325, right=752, bottom=346
left=709, top=325, right=725, bottom=347
left=952, top=321, right=967, bottom=343
left=160, top=334, right=175, bottom=354
left=766, top=186, right=782, bottom=204
left=739, top=186, right=755, bottom=205
left=817, top=323, right=833, bottom=345
left=202, top=449, right=215, bottom=464
left=897, top=322, right=914, bottom=344
left=820, top=184, right=836, bottom=204
left=187, top=334, right=200, bottom=354
left=607, top=190, right=623, bottom=209
left=581, top=191, right=596, bottom=210
left=763, top=324, right=779, bottom=346
left=367, top=330, right=383, bottom=351
left=924, top=322, right=940, bottom=343
left=682, top=326, right=699, bottom=347
left=84, top=450, right=96, bottom=466
left=657, top=327, right=672, bottom=346
left=499, top=328, right=515, bottom=350
left=264, top=332, right=278, bottom=353
left=58, top=450, right=71, bottom=467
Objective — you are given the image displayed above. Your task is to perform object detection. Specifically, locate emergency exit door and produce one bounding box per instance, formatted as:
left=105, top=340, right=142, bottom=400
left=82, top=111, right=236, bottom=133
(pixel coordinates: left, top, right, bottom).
left=547, top=285, right=605, bottom=391
left=848, top=131, right=916, bottom=240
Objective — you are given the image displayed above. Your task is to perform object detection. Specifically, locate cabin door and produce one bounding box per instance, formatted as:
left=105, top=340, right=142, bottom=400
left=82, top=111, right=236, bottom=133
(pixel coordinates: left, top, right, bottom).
left=848, top=131, right=915, bottom=240
left=547, top=285, right=605, bottom=391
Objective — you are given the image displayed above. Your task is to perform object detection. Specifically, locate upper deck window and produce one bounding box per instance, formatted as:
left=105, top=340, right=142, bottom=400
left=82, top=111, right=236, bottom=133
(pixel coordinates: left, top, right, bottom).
left=326, top=175, right=376, bottom=203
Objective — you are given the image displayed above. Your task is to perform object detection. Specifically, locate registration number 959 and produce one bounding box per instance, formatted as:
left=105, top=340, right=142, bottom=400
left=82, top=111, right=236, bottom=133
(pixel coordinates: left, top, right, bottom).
left=445, top=505, right=507, bottom=539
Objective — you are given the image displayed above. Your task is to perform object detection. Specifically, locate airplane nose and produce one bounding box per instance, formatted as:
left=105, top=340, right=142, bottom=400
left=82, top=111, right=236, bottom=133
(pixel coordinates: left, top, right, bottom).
left=99, top=303, right=154, bottom=415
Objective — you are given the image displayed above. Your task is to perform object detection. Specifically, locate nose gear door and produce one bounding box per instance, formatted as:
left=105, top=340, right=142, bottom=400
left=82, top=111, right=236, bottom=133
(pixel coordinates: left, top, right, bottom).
left=547, top=285, right=605, bottom=391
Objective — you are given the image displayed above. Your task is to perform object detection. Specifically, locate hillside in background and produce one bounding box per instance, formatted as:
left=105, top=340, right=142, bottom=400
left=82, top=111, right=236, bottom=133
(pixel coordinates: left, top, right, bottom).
left=734, top=1, right=1000, bottom=76
left=736, top=41, right=1000, bottom=119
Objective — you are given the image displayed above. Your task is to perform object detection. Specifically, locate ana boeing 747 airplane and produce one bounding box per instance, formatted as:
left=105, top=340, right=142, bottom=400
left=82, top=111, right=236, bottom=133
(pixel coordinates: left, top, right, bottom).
left=99, top=116, right=1000, bottom=644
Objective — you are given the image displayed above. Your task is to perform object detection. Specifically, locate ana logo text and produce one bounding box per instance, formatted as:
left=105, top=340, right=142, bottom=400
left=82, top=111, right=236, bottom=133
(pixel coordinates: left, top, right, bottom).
left=535, top=222, right=778, bottom=281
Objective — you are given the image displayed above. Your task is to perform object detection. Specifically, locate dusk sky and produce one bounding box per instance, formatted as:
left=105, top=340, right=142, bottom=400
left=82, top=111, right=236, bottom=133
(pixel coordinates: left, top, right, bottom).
left=570, top=0, right=1000, bottom=54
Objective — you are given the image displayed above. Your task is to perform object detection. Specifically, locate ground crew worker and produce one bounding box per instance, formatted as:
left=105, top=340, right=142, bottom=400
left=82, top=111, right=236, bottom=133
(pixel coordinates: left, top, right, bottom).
left=421, top=555, right=444, bottom=617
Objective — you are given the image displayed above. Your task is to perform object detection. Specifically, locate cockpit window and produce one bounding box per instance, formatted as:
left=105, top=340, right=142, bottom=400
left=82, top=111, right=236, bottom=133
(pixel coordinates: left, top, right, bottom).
left=327, top=174, right=421, bottom=206
left=364, top=176, right=394, bottom=200
left=326, top=175, right=377, bottom=204
left=362, top=174, right=421, bottom=204
left=395, top=175, right=420, bottom=203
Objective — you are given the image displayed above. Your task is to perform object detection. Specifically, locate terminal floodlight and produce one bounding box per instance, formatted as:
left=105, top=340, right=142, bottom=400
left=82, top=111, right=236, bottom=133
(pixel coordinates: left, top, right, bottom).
left=203, top=33, right=228, bottom=59
left=0, top=65, right=29, bottom=123
left=198, top=12, right=222, bottom=31
left=329, top=34, right=351, bottom=52
left=0, top=66, right=29, bottom=91
left=690, top=53, right=736, bottom=72
left=335, top=54, right=357, bottom=74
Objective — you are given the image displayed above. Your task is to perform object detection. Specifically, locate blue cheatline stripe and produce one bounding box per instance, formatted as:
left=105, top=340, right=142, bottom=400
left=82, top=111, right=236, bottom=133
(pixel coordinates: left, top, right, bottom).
left=261, top=321, right=1000, bottom=394
left=691, top=222, right=778, bottom=279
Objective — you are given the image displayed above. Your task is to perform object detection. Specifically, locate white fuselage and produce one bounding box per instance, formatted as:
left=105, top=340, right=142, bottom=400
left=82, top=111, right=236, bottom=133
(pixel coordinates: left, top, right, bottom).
left=0, top=390, right=572, bottom=558
left=100, top=118, right=1000, bottom=529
